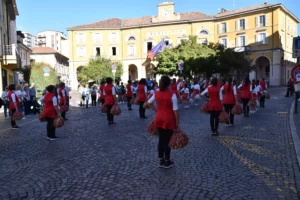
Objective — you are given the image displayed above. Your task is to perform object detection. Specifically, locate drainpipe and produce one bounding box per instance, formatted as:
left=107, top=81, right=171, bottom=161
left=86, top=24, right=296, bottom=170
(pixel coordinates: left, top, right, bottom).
left=271, top=7, right=274, bottom=78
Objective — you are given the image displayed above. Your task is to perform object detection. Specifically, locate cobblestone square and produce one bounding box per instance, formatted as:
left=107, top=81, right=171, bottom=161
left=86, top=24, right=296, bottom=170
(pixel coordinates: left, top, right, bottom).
left=0, top=88, right=300, bottom=199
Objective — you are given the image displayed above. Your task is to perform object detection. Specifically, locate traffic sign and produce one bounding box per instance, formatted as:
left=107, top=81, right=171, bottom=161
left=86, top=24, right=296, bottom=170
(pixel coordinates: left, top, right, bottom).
left=43, top=67, right=50, bottom=76
left=291, top=64, right=300, bottom=82
left=112, top=65, right=117, bottom=70
left=293, top=37, right=300, bottom=58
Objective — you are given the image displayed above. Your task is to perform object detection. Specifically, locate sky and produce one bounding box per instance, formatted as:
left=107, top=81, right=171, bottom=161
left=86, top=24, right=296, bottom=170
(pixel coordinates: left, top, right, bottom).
left=16, top=0, right=300, bottom=36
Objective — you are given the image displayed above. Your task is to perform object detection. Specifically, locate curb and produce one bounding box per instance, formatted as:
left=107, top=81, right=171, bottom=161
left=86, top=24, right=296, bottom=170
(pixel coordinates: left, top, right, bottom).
left=289, top=100, right=300, bottom=167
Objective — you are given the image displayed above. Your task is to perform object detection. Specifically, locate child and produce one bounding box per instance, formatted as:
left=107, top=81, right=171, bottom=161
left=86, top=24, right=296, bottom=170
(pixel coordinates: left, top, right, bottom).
left=181, top=84, right=190, bottom=108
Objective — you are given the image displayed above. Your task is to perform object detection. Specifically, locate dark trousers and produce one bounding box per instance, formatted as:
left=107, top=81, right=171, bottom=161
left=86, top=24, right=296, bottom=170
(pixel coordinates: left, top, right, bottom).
left=61, top=112, right=66, bottom=119
left=158, top=128, right=173, bottom=160
left=260, top=96, right=265, bottom=108
left=242, top=98, right=250, bottom=115
left=80, top=96, right=86, bottom=107
left=24, top=99, right=31, bottom=115
left=46, top=117, right=56, bottom=138
left=106, top=105, right=114, bottom=123
left=210, top=111, right=220, bottom=132
left=11, top=109, right=16, bottom=127
left=3, top=101, right=9, bottom=118
left=91, top=95, right=97, bottom=107
left=139, top=101, right=146, bottom=117
left=127, top=97, right=132, bottom=109
left=224, top=104, right=234, bottom=125
left=286, top=87, right=294, bottom=97
left=100, top=99, right=105, bottom=105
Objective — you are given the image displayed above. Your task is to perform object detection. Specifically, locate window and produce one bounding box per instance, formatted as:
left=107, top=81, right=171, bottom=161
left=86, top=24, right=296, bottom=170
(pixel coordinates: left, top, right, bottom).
left=147, top=42, right=153, bottom=51
left=51, top=44, right=54, bottom=48
left=111, top=33, right=117, bottom=42
left=77, top=33, right=84, bottom=43
left=112, top=47, right=117, bottom=56
left=128, top=36, right=136, bottom=41
left=77, top=46, right=85, bottom=57
left=258, top=33, right=267, bottom=44
left=200, top=30, right=209, bottom=35
left=240, top=19, right=245, bottom=30
left=259, top=15, right=266, bottom=27
left=239, top=36, right=246, bottom=46
left=96, top=47, right=101, bottom=56
left=95, top=33, right=102, bottom=42
left=199, top=39, right=208, bottom=45
left=128, top=45, right=135, bottom=56
left=220, top=38, right=227, bottom=48
left=220, top=23, right=227, bottom=33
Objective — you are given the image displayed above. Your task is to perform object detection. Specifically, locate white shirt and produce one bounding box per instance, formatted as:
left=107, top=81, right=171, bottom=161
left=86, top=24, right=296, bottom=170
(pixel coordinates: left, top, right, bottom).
left=103, top=86, right=116, bottom=96
left=11, top=93, right=16, bottom=102
left=144, top=86, right=148, bottom=93
left=253, top=85, right=262, bottom=94
left=15, top=90, right=26, bottom=101
left=131, top=85, right=137, bottom=94
left=177, top=82, right=182, bottom=90
left=192, top=84, right=200, bottom=90
left=65, top=86, right=70, bottom=96
left=238, top=84, right=253, bottom=92
left=219, top=85, right=237, bottom=100
left=40, top=95, right=58, bottom=106
left=148, top=93, right=178, bottom=110
left=1, top=91, right=8, bottom=101
left=149, top=90, right=154, bottom=95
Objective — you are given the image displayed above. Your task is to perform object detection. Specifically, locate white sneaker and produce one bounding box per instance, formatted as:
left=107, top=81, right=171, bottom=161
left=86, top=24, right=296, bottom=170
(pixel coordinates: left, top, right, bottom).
left=22, top=117, right=26, bottom=120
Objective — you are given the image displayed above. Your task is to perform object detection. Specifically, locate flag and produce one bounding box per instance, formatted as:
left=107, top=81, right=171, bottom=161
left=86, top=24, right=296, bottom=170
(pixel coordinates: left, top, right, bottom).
left=147, top=38, right=166, bottom=61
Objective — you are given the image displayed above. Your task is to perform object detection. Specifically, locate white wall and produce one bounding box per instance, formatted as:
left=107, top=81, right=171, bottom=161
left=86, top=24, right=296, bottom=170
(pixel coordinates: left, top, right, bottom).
left=61, top=39, right=69, bottom=58
left=37, top=31, right=67, bottom=54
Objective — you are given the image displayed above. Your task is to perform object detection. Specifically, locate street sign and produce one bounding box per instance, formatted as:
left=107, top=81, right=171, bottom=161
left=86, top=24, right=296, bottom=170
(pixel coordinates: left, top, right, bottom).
left=291, top=64, right=300, bottom=82
left=112, top=65, right=117, bottom=74
left=43, top=67, right=50, bottom=76
left=293, top=37, right=300, bottom=58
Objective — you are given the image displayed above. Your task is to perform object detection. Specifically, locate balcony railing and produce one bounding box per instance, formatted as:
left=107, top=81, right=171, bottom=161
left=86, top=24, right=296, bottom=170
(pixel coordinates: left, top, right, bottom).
left=234, top=46, right=251, bottom=53
left=3, top=44, right=16, bottom=56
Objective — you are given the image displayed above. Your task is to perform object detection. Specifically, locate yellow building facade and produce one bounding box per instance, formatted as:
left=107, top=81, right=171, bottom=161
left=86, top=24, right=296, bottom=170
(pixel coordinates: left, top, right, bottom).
left=67, top=2, right=299, bottom=89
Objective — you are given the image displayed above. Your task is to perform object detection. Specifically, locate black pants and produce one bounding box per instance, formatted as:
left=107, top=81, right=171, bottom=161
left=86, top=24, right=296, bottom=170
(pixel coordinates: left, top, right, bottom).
left=61, top=112, right=66, bottom=119
left=106, top=105, right=114, bottom=123
left=80, top=96, right=86, bottom=107
left=224, top=104, right=234, bottom=125
left=210, top=111, right=220, bottom=132
left=127, top=97, right=132, bottom=109
left=242, top=98, right=250, bottom=115
left=139, top=101, right=146, bottom=117
left=295, top=92, right=300, bottom=113
left=46, top=117, right=56, bottom=138
left=100, top=99, right=105, bottom=106
left=286, top=87, right=294, bottom=97
left=158, top=128, right=173, bottom=160
left=91, top=95, right=97, bottom=107
left=260, top=96, right=265, bottom=108
left=11, top=109, right=16, bottom=127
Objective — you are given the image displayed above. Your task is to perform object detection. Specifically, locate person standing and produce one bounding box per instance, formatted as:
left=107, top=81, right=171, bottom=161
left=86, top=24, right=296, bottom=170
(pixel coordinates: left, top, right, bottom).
left=15, top=85, right=26, bottom=119
left=65, top=85, right=71, bottom=108
left=1, top=87, right=10, bottom=119
left=286, top=79, right=295, bottom=97
left=126, top=80, right=133, bottom=111
left=132, top=81, right=138, bottom=99
left=138, top=78, right=148, bottom=119
left=191, top=80, right=201, bottom=105
left=40, top=85, right=60, bottom=140
left=104, top=77, right=117, bottom=126
left=79, top=84, right=85, bottom=108
left=238, top=77, right=252, bottom=117
left=8, top=84, right=20, bottom=129
left=23, top=85, right=31, bottom=116
left=201, top=77, right=223, bottom=136
left=147, top=76, right=179, bottom=168
left=171, top=78, right=179, bottom=98
left=29, top=83, right=36, bottom=113
left=91, top=85, right=97, bottom=107
left=58, top=82, right=67, bottom=120
left=181, top=83, right=190, bottom=109
left=84, top=84, right=90, bottom=108
left=220, top=77, right=237, bottom=126
left=98, top=81, right=106, bottom=107
left=259, top=78, right=268, bottom=108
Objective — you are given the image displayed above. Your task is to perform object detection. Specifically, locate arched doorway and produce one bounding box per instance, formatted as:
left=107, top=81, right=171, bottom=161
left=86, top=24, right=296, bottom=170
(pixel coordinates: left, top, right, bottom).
left=146, top=63, right=155, bottom=79
left=76, top=66, right=85, bottom=88
left=255, top=56, right=270, bottom=80
left=129, top=64, right=138, bottom=81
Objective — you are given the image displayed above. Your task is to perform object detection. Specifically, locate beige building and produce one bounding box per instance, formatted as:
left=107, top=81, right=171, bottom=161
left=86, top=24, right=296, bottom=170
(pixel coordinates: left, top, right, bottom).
left=0, top=0, right=20, bottom=94
left=31, top=47, right=69, bottom=84
left=67, top=2, right=299, bottom=89
left=37, top=30, right=68, bottom=57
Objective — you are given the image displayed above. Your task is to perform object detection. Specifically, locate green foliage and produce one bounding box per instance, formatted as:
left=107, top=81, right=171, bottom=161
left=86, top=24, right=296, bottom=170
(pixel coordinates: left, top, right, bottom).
left=29, top=62, right=58, bottom=97
left=155, top=36, right=252, bottom=81
left=77, top=57, right=123, bottom=84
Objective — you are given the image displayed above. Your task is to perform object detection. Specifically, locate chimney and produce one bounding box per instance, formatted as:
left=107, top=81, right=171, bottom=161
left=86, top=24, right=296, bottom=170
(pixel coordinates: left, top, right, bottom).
left=221, top=8, right=227, bottom=13
left=264, top=2, right=268, bottom=5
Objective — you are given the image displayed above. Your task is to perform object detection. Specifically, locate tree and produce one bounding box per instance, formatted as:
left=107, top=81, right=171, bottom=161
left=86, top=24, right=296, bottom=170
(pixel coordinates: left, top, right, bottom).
left=30, top=62, right=58, bottom=97
left=77, top=57, right=123, bottom=84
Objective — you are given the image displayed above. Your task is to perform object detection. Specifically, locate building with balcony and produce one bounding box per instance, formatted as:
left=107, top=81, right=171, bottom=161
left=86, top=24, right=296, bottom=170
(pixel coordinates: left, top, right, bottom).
left=16, top=31, right=32, bottom=84
left=30, top=47, right=69, bottom=84
left=37, top=30, right=68, bottom=57
left=67, top=2, right=299, bottom=89
left=0, top=0, right=19, bottom=94
left=23, top=32, right=37, bottom=48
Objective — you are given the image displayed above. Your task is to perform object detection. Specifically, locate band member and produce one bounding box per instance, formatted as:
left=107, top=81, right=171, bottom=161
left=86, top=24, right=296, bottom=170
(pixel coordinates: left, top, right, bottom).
left=104, top=77, right=117, bottom=126
left=238, top=77, right=252, bottom=117
left=58, top=82, right=67, bottom=120
left=220, top=77, right=237, bottom=126
left=147, top=76, right=179, bottom=168
left=126, top=80, right=133, bottom=111
left=8, top=84, right=20, bottom=129
left=201, top=77, right=222, bottom=135
left=259, top=78, right=267, bottom=108
left=137, top=78, right=148, bottom=118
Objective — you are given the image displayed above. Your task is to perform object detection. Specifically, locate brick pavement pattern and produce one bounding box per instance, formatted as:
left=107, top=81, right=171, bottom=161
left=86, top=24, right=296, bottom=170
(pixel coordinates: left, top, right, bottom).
left=0, top=88, right=300, bottom=200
